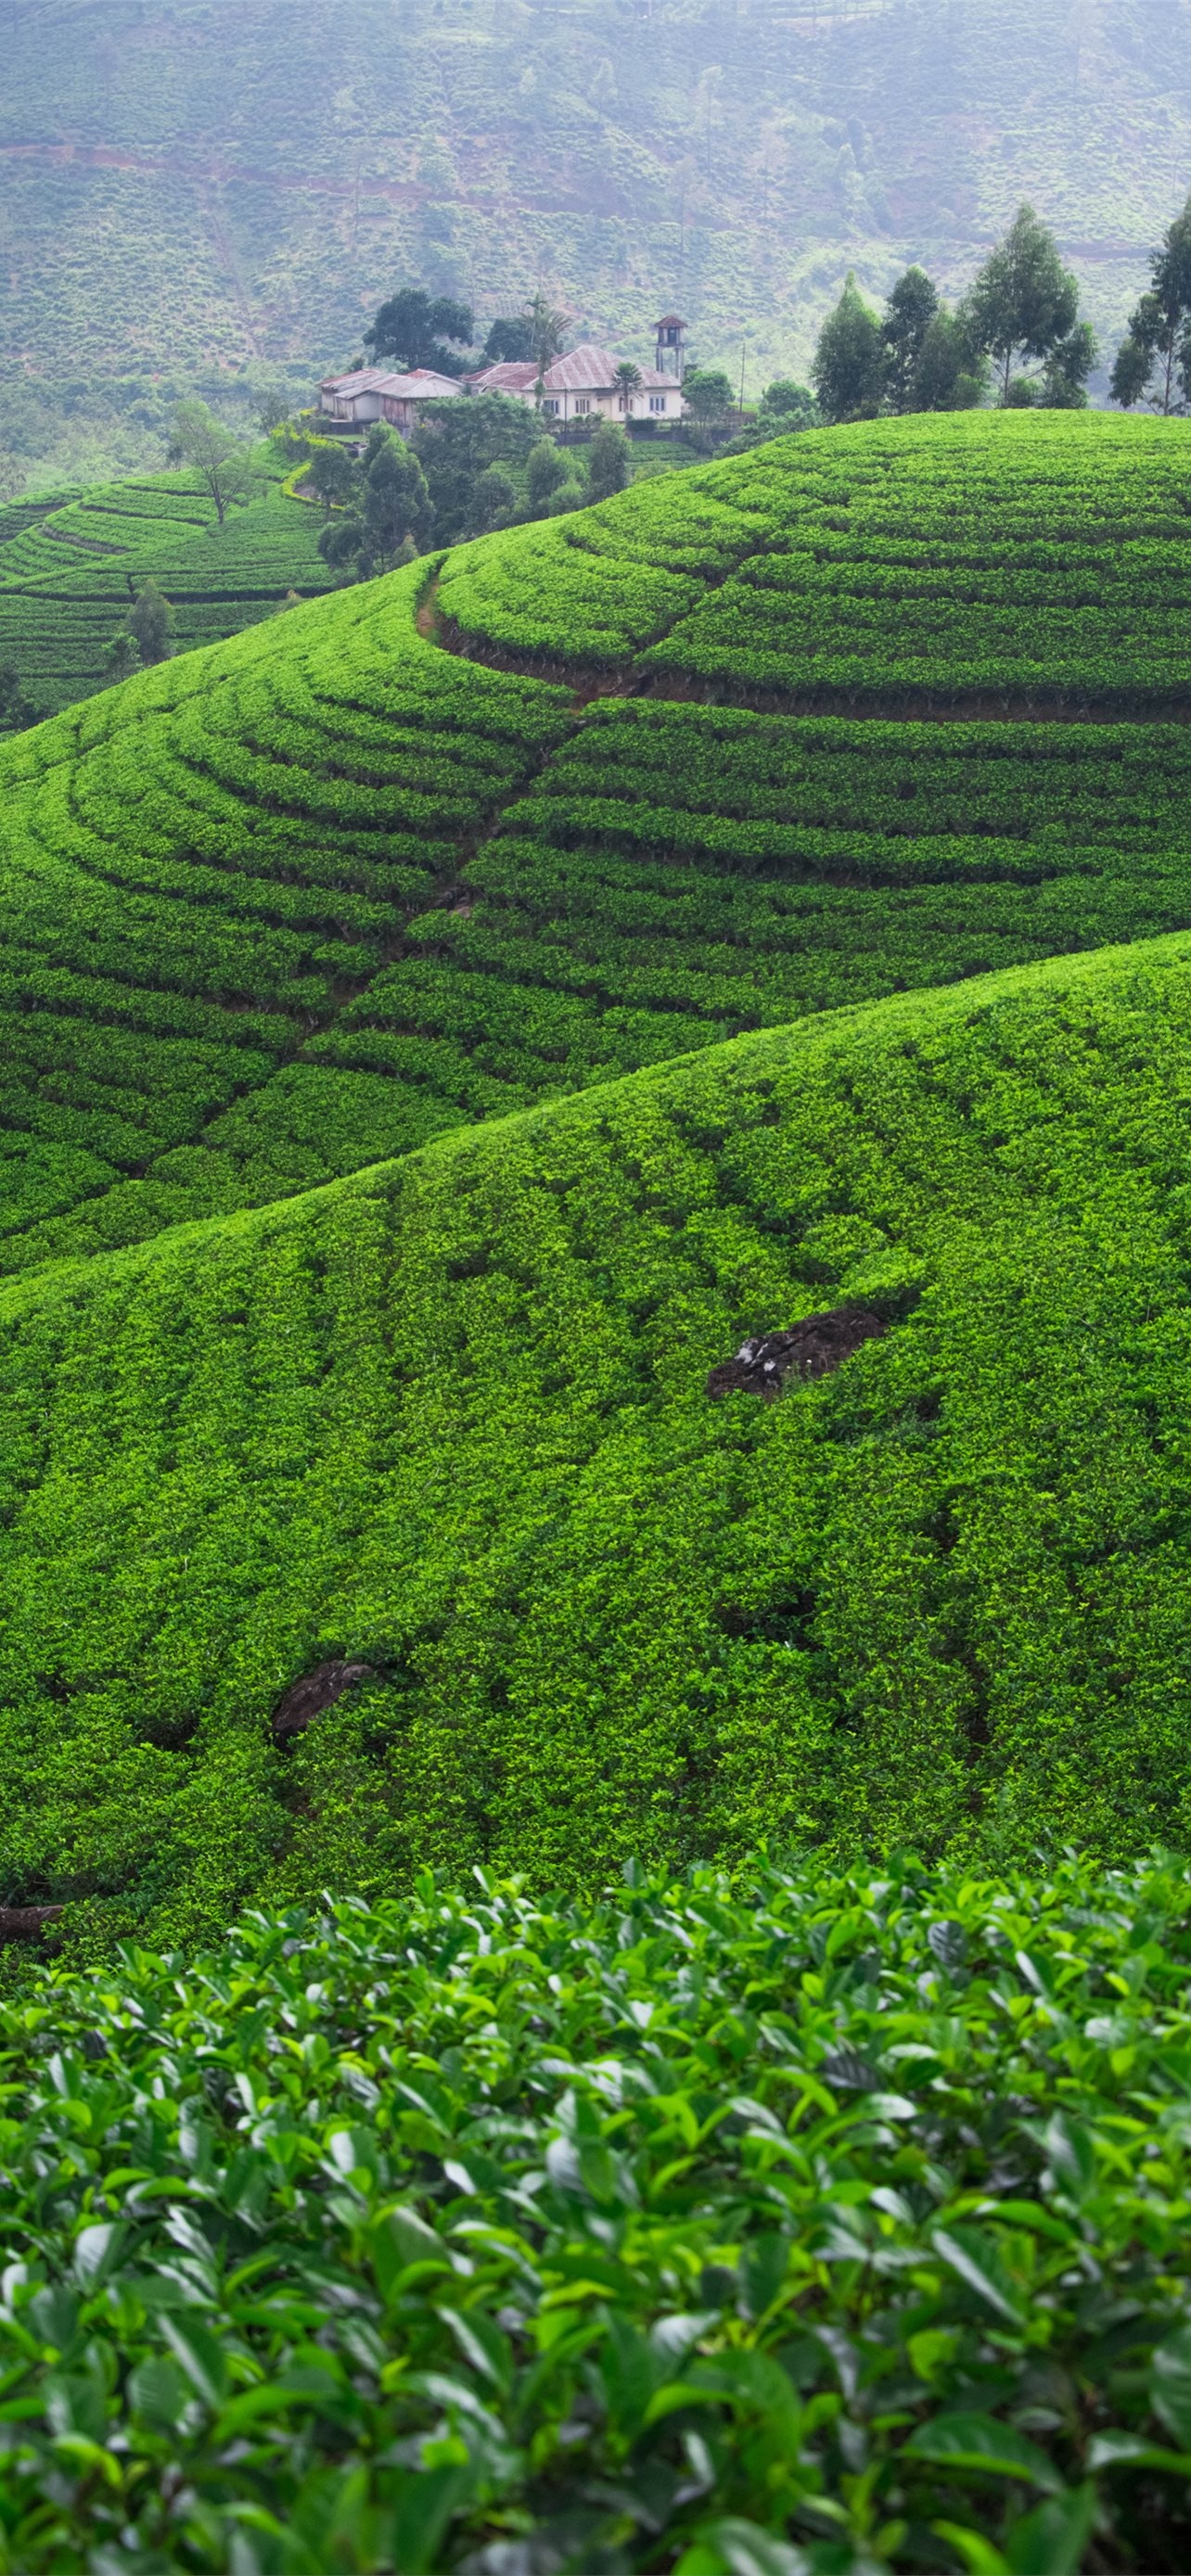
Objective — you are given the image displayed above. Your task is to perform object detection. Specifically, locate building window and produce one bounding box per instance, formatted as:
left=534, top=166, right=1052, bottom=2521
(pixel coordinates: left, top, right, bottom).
left=542, top=399, right=560, bottom=415
left=574, top=397, right=591, bottom=414
left=648, top=395, right=668, bottom=414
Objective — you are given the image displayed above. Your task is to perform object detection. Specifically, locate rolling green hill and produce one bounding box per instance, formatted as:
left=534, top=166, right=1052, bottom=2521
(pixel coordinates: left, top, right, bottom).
left=0, top=408, right=1189, bottom=1943
left=0, top=411, right=1187, bottom=1283
left=2, top=0, right=1190, bottom=486
left=0, top=450, right=334, bottom=716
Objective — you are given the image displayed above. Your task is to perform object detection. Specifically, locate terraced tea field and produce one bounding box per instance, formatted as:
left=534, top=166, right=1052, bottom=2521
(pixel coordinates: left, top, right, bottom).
left=1, top=404, right=1191, bottom=1936
left=0, top=453, right=333, bottom=715
left=1, top=410, right=1189, bottom=1282
left=9, top=413, right=1191, bottom=2576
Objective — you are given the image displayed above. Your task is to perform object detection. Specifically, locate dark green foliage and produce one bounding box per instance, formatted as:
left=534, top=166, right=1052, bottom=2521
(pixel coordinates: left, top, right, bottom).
left=587, top=416, right=632, bottom=501
left=4, top=1849, right=1191, bottom=2568
left=0, top=657, right=35, bottom=733
left=465, top=462, right=517, bottom=535
left=306, top=441, right=358, bottom=516
left=352, top=427, right=432, bottom=570
left=911, top=309, right=985, bottom=414
left=127, top=576, right=172, bottom=664
left=364, top=286, right=475, bottom=376
left=525, top=435, right=570, bottom=508
left=102, top=628, right=140, bottom=682
left=481, top=312, right=535, bottom=364
left=812, top=274, right=885, bottom=424
left=1111, top=192, right=1191, bottom=415
left=882, top=266, right=939, bottom=411
left=412, top=395, right=540, bottom=544
left=683, top=368, right=737, bottom=448
left=962, top=206, right=1090, bottom=409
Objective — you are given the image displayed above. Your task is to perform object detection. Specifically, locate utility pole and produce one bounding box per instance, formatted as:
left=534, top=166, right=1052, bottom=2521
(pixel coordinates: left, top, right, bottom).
left=738, top=338, right=747, bottom=424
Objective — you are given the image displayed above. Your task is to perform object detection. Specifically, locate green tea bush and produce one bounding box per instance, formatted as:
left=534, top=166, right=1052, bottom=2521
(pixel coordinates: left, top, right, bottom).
left=5, top=1848, right=1191, bottom=2571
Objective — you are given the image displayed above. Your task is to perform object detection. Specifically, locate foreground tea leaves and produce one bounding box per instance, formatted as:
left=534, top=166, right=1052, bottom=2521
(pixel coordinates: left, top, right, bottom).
left=1, top=1847, right=1191, bottom=2569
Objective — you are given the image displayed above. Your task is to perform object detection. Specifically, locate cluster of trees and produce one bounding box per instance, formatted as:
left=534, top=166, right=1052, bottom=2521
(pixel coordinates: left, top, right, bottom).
left=1111, top=193, right=1191, bottom=414
left=361, top=286, right=573, bottom=390
left=307, top=402, right=637, bottom=584
left=813, top=206, right=1096, bottom=425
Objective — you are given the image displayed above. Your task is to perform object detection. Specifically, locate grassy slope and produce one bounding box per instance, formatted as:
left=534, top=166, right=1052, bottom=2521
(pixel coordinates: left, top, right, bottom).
left=0, top=0, right=1188, bottom=480
left=0, top=451, right=334, bottom=716
left=6, top=929, right=1191, bottom=1944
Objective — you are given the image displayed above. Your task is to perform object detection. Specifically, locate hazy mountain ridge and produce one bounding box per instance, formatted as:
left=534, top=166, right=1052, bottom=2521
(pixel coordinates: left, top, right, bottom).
left=1, top=0, right=1188, bottom=472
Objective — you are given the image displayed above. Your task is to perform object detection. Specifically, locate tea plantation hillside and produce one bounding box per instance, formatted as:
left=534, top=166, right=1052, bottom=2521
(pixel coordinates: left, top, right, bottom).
left=0, top=451, right=332, bottom=717
left=1, top=411, right=1190, bottom=1283
left=7, top=928, right=1191, bottom=1945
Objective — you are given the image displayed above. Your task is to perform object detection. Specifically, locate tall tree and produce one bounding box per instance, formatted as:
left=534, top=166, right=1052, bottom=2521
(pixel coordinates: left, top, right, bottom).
left=481, top=314, right=535, bottom=364
left=962, top=204, right=1089, bottom=407
left=525, top=438, right=569, bottom=508
left=910, top=307, right=985, bottom=412
left=307, top=442, right=359, bottom=516
left=466, top=464, right=518, bottom=535
left=171, top=402, right=255, bottom=524
left=365, top=288, right=475, bottom=376
left=1111, top=193, right=1191, bottom=415
left=358, top=426, right=434, bottom=570
left=0, top=660, right=34, bottom=733
left=256, top=389, right=293, bottom=437
left=587, top=419, right=631, bottom=501
left=613, top=360, right=642, bottom=413
left=882, top=266, right=939, bottom=412
left=812, top=274, right=885, bottom=424
left=682, top=367, right=735, bottom=449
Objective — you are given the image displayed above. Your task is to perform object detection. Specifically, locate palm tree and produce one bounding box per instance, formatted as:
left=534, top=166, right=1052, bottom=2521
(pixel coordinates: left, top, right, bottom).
left=526, top=291, right=569, bottom=407
left=614, top=361, right=642, bottom=418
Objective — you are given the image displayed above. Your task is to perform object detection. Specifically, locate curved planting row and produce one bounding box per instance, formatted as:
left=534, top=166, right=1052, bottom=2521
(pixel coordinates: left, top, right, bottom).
left=0, top=567, right=569, bottom=1271
left=0, top=463, right=335, bottom=714
left=3, top=411, right=1191, bottom=1285
left=439, top=409, right=1191, bottom=711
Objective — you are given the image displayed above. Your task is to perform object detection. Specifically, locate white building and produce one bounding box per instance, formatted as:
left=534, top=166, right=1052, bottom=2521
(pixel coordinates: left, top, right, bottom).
left=318, top=366, right=464, bottom=432
left=465, top=341, right=684, bottom=430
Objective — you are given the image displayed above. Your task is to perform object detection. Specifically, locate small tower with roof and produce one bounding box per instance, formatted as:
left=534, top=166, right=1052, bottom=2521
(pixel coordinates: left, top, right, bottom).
left=654, top=314, right=687, bottom=382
